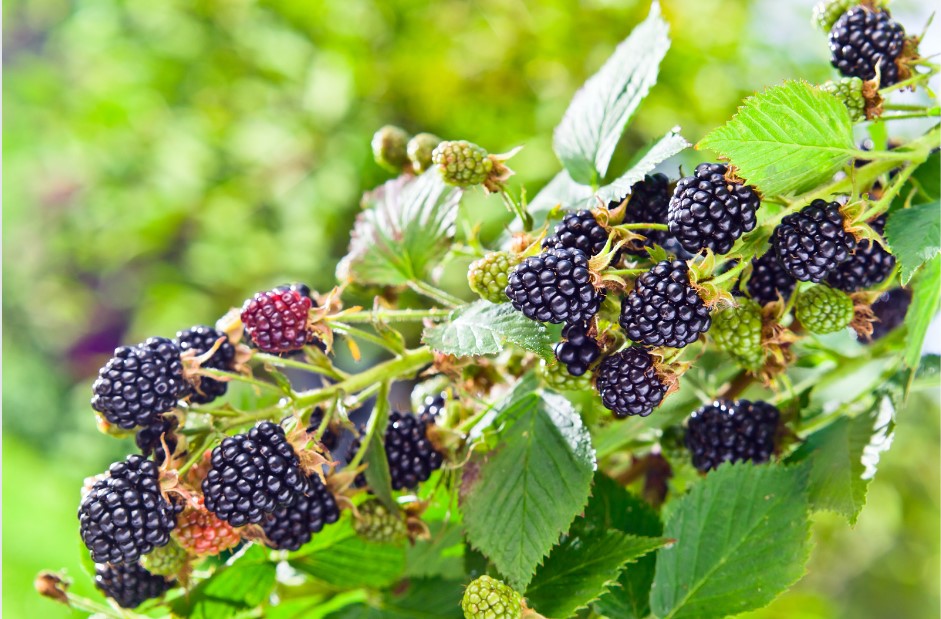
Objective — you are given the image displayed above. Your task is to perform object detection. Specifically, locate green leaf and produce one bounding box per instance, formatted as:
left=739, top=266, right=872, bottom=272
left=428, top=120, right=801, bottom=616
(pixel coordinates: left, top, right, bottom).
left=649, top=463, right=812, bottom=619
left=291, top=531, right=406, bottom=589
left=363, top=382, right=396, bottom=511
left=904, top=254, right=941, bottom=368
left=697, top=81, right=855, bottom=196
left=337, top=171, right=462, bottom=286
left=885, top=202, right=941, bottom=285
left=526, top=531, right=666, bottom=619
left=404, top=520, right=466, bottom=580
left=527, top=170, right=594, bottom=222
left=462, top=392, right=596, bottom=590
left=596, top=129, right=690, bottom=203
left=171, top=545, right=276, bottom=619
left=325, top=578, right=464, bottom=619
left=423, top=301, right=554, bottom=360
left=553, top=2, right=670, bottom=185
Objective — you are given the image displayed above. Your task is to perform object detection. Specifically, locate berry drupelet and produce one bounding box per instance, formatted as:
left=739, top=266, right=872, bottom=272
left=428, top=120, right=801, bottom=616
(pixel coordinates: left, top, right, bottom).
left=240, top=287, right=313, bottom=353
left=829, top=6, right=906, bottom=86
left=825, top=216, right=895, bottom=292
left=385, top=410, right=444, bottom=490
left=554, top=322, right=600, bottom=377
left=175, top=325, right=236, bottom=404
left=594, top=347, right=666, bottom=418
left=620, top=260, right=711, bottom=349
left=685, top=399, right=780, bottom=472
left=743, top=251, right=797, bottom=305
left=542, top=210, right=609, bottom=257
left=94, top=562, right=172, bottom=609
left=771, top=199, right=857, bottom=283
left=505, top=247, right=603, bottom=325
left=262, top=474, right=339, bottom=551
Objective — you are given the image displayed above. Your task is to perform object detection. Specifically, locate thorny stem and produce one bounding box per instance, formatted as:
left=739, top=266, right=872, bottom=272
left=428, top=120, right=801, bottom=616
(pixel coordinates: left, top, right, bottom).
left=327, top=307, right=452, bottom=323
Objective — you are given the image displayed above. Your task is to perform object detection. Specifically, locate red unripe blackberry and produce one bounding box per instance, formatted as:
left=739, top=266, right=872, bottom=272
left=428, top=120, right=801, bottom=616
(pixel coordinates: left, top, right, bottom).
left=861, top=287, right=911, bottom=342
left=594, top=347, right=666, bottom=418
left=176, top=325, right=236, bottom=404
left=668, top=163, right=761, bottom=255
left=505, top=247, right=603, bottom=325
left=385, top=410, right=444, bottom=490
left=743, top=251, right=797, bottom=305
left=135, top=416, right=179, bottom=465
left=685, top=399, right=780, bottom=472
left=261, top=473, right=340, bottom=551
left=771, top=200, right=857, bottom=283
left=173, top=497, right=241, bottom=556
left=829, top=6, right=906, bottom=86
left=554, top=322, right=601, bottom=377
left=825, top=216, right=895, bottom=292
left=620, top=260, right=711, bottom=349
left=91, top=337, right=190, bottom=430
left=79, top=455, right=177, bottom=565
left=617, top=173, right=675, bottom=255
left=240, top=287, right=313, bottom=353
left=94, top=562, right=172, bottom=609
left=542, top=210, right=609, bottom=257
left=201, top=422, right=309, bottom=527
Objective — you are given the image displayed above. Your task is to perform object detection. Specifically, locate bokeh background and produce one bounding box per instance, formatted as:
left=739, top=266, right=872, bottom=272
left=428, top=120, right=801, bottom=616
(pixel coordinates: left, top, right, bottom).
left=4, top=0, right=938, bottom=617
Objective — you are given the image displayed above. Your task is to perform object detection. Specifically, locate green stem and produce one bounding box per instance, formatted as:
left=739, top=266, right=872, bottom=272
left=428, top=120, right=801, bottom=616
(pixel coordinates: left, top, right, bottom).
left=329, top=308, right=452, bottom=324
left=407, top=280, right=463, bottom=308
left=708, top=259, right=749, bottom=287
left=331, top=322, right=403, bottom=354
left=177, top=433, right=216, bottom=477
left=612, top=222, right=670, bottom=231
left=605, top=268, right=648, bottom=277
left=877, top=107, right=941, bottom=121
left=501, top=188, right=534, bottom=231
left=199, top=368, right=284, bottom=394
left=878, top=71, right=931, bottom=94
left=62, top=593, right=133, bottom=619
left=882, top=102, right=929, bottom=111
left=253, top=352, right=347, bottom=381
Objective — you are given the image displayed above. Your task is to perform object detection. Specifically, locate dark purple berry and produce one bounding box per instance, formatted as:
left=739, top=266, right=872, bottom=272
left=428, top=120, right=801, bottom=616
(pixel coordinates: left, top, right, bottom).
left=771, top=200, right=857, bottom=283
left=385, top=411, right=444, bottom=491
left=829, top=6, right=906, bottom=86
left=542, top=210, right=609, bottom=257
left=685, top=399, right=780, bottom=472
left=594, top=347, right=666, bottom=418
left=620, top=260, right=711, bottom=349
left=505, top=247, right=603, bottom=325
left=554, top=323, right=601, bottom=377
left=95, top=562, right=172, bottom=609
left=261, top=474, right=339, bottom=551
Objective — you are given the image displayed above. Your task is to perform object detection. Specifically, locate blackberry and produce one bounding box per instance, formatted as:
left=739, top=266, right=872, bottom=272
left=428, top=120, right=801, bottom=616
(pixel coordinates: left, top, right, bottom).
left=240, top=287, right=313, bottom=353
left=710, top=299, right=764, bottom=370
left=619, top=260, right=711, bottom=349
left=594, top=347, right=666, bottom=418
left=667, top=163, right=761, bottom=255
left=829, top=6, right=906, bottom=86
left=505, top=247, right=602, bottom=325
left=771, top=199, right=857, bottom=283
left=135, top=416, right=179, bottom=465
left=353, top=500, right=407, bottom=543
left=468, top=251, right=521, bottom=304
left=862, top=287, right=911, bottom=341
left=79, top=455, right=177, bottom=565
left=372, top=125, right=410, bottom=172
left=418, top=392, right=447, bottom=420
left=462, top=575, right=523, bottom=619
left=553, top=322, right=600, bottom=377
left=176, top=325, right=236, bottom=404
left=796, top=285, right=854, bottom=334
left=743, top=251, right=797, bottom=305
left=91, top=337, right=189, bottom=430
left=94, top=562, right=172, bottom=609
left=825, top=216, right=895, bottom=292
left=685, top=399, right=780, bottom=472
left=407, top=132, right=442, bottom=173
left=432, top=140, right=493, bottom=187
left=385, top=410, right=444, bottom=490
left=820, top=77, right=867, bottom=122
left=542, top=210, right=609, bottom=257
left=262, top=474, right=339, bottom=551
left=618, top=173, right=674, bottom=255
left=201, top=422, right=309, bottom=527
left=173, top=497, right=241, bottom=556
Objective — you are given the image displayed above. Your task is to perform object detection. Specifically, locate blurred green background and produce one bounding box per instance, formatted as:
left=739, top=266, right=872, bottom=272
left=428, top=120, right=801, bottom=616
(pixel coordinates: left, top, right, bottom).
left=3, top=0, right=938, bottom=617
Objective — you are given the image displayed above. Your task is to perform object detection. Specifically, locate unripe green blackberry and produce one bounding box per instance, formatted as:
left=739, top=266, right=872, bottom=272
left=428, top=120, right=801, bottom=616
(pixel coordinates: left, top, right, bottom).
left=407, top=132, right=442, bottom=173
left=141, top=540, right=188, bottom=577
left=469, top=251, right=521, bottom=303
left=820, top=77, right=866, bottom=121
left=353, top=500, right=407, bottom=543
left=710, top=299, right=764, bottom=370
left=796, top=285, right=854, bottom=334
left=372, top=125, right=410, bottom=172
left=539, top=358, right=592, bottom=391
left=462, top=575, right=523, bottom=619
left=432, top=140, right=493, bottom=187
left=812, top=0, right=855, bottom=32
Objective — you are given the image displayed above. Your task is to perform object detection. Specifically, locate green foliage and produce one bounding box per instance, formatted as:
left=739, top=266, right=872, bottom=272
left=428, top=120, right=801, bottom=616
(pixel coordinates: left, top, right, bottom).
left=423, top=301, right=554, bottom=360
left=905, top=255, right=941, bottom=368
left=885, top=202, right=941, bottom=285
left=170, top=545, right=276, bottom=619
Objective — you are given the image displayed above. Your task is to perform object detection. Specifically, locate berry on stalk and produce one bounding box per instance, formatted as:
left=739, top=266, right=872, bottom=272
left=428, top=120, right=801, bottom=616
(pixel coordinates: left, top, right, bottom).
left=240, top=287, right=313, bottom=353
left=820, top=77, right=869, bottom=122
left=553, top=322, right=600, bottom=377
left=462, top=575, right=523, bottom=619
left=829, top=6, right=906, bottom=86
left=796, top=285, right=854, bottom=334
left=505, top=247, right=603, bottom=325
left=385, top=410, right=444, bottom=491
left=542, top=210, right=609, bottom=257
left=432, top=140, right=493, bottom=187
left=685, top=399, right=780, bottom=472
left=262, top=474, right=340, bottom=551
left=771, top=199, right=857, bottom=283
left=825, top=216, right=895, bottom=292
left=468, top=251, right=521, bottom=304
left=743, top=251, right=797, bottom=306
left=94, top=562, right=172, bottom=609
left=173, top=497, right=241, bottom=557
left=176, top=325, right=236, bottom=404
left=594, top=346, right=667, bottom=418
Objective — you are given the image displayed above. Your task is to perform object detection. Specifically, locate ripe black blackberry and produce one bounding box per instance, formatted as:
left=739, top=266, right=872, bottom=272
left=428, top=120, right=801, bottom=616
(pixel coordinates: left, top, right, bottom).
left=619, top=260, right=711, bottom=348
left=505, top=247, right=603, bottom=325
left=825, top=216, right=895, bottom=292
left=829, top=6, right=906, bottom=86
left=667, top=163, right=761, bottom=255
left=262, top=474, right=340, bottom=551
left=176, top=325, right=236, bottom=404
left=862, top=287, right=911, bottom=341
left=554, top=322, right=600, bottom=377
left=385, top=411, right=444, bottom=490
left=202, top=422, right=309, bottom=527
left=685, top=399, right=780, bottom=472
left=135, top=416, right=179, bottom=465
left=542, top=210, right=609, bottom=257
left=771, top=199, right=857, bottom=283
left=79, top=455, right=177, bottom=565
left=94, top=562, right=172, bottom=609
left=91, top=337, right=190, bottom=429
left=743, top=251, right=797, bottom=305
left=617, top=173, right=674, bottom=255
left=418, top=392, right=448, bottom=420
left=594, top=346, right=666, bottom=418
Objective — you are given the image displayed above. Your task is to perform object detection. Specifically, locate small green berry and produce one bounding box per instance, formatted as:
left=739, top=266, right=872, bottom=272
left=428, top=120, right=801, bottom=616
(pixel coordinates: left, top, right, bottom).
left=432, top=140, right=493, bottom=187
left=812, top=0, right=856, bottom=32
left=796, top=285, right=854, bottom=334
left=820, top=77, right=867, bottom=122
left=407, top=132, right=442, bottom=173
left=141, top=540, right=188, bottom=577
left=468, top=251, right=520, bottom=304
left=372, top=125, right=410, bottom=172
left=462, top=575, right=523, bottom=619
left=711, top=299, right=764, bottom=370
left=539, top=358, right=592, bottom=391
left=353, top=500, right=407, bottom=543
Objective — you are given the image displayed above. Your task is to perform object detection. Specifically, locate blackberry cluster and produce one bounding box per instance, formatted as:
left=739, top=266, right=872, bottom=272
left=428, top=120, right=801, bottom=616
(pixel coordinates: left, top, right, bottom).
left=542, top=210, right=608, bottom=257
left=743, top=251, right=797, bottom=305
left=820, top=77, right=867, bottom=122
left=825, top=216, right=895, bottom=292
left=505, top=247, right=603, bottom=325
left=829, top=6, right=906, bottom=86
left=620, top=260, right=711, bottom=348
left=91, top=337, right=190, bottom=429
left=262, top=474, right=340, bottom=551
left=771, top=199, right=857, bottom=283
left=135, top=416, right=179, bottom=465
left=202, top=422, right=309, bottom=527
left=240, top=287, right=313, bottom=353
left=175, top=325, right=236, bottom=404
left=79, top=455, right=177, bottom=564
left=863, top=287, right=911, bottom=341
left=554, top=322, right=600, bottom=377
left=594, top=347, right=666, bottom=418
left=468, top=251, right=521, bottom=304
left=462, top=575, right=523, bottom=619
left=685, top=399, right=780, bottom=472
left=797, top=285, right=854, bottom=334
left=95, top=562, right=172, bottom=609
left=618, top=173, right=674, bottom=255
left=418, top=392, right=448, bottom=419
left=667, top=163, right=761, bottom=255
left=385, top=411, right=444, bottom=490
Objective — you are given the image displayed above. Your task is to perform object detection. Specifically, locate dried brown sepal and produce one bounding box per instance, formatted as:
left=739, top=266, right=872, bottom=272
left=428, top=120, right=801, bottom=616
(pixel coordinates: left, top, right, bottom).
left=241, top=524, right=274, bottom=547
left=649, top=352, right=690, bottom=400
left=849, top=292, right=878, bottom=339
left=894, top=36, right=921, bottom=86
left=327, top=468, right=369, bottom=497
left=482, top=146, right=521, bottom=194
left=754, top=301, right=799, bottom=387
left=35, top=571, right=70, bottom=605
left=861, top=78, right=884, bottom=119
